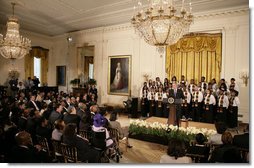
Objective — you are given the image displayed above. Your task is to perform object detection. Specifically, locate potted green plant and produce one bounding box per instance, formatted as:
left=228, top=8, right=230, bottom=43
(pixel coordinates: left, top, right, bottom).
left=70, top=78, right=80, bottom=87
left=88, top=78, right=96, bottom=85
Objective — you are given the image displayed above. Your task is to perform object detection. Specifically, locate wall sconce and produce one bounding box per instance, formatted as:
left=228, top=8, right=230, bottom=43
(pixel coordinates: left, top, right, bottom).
left=239, top=71, right=249, bottom=87
left=142, top=72, right=151, bottom=82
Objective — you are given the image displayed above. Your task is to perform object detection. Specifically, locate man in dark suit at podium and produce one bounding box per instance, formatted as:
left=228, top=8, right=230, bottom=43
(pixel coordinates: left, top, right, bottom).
left=168, top=83, right=184, bottom=126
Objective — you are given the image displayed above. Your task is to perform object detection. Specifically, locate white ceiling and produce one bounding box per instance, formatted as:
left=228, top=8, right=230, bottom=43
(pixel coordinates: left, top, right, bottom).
left=0, top=0, right=249, bottom=36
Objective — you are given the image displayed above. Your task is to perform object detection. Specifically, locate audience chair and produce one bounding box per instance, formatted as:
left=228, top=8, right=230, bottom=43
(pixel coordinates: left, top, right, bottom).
left=91, top=130, right=113, bottom=163
left=51, top=139, right=64, bottom=162
left=186, top=153, right=207, bottom=163
left=108, top=127, right=128, bottom=152
left=79, top=130, right=92, bottom=142
left=36, top=135, right=51, bottom=157
left=238, top=148, right=249, bottom=163
left=61, top=143, right=81, bottom=163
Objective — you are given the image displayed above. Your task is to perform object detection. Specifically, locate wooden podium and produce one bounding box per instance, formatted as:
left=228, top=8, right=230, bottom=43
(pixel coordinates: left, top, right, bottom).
left=167, top=97, right=176, bottom=125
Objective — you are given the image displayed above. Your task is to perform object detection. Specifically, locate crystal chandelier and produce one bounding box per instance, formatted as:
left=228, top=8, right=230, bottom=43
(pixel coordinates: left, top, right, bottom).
left=131, top=0, right=193, bottom=55
left=0, top=3, right=31, bottom=60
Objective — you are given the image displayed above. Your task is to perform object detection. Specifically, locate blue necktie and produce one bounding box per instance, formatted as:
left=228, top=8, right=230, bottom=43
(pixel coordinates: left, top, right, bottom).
left=174, top=89, right=177, bottom=97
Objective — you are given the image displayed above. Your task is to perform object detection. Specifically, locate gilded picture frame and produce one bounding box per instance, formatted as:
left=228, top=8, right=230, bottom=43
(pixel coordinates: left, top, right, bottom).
left=108, top=55, right=131, bottom=96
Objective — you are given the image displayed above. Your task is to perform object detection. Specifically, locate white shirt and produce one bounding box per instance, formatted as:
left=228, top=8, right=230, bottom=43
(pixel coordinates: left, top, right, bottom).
left=52, top=129, right=63, bottom=141
left=147, top=91, right=156, bottom=100
left=182, top=90, right=191, bottom=103
left=218, top=95, right=229, bottom=108
left=140, top=88, right=148, bottom=99
left=192, top=91, right=203, bottom=103
left=204, top=94, right=216, bottom=105
left=162, top=93, right=168, bottom=99
left=212, top=83, right=217, bottom=92
left=229, top=83, right=239, bottom=92
left=201, top=82, right=207, bottom=91
left=229, top=96, right=240, bottom=107
left=188, top=84, right=195, bottom=94
left=155, top=92, right=163, bottom=101
left=31, top=100, right=39, bottom=111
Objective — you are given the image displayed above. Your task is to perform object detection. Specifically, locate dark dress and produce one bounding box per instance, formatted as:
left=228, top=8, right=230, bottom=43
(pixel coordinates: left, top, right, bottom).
left=209, top=144, right=242, bottom=163
left=63, top=135, right=100, bottom=163
left=186, top=145, right=210, bottom=163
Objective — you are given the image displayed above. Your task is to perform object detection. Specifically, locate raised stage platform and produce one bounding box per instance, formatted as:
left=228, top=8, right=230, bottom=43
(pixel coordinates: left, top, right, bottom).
left=145, top=117, right=216, bottom=130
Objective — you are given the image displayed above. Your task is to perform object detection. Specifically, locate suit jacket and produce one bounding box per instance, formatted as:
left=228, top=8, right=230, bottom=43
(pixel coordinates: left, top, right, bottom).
left=233, top=133, right=249, bottom=149
left=209, top=144, right=241, bottom=163
left=186, top=145, right=210, bottom=163
left=168, top=89, right=184, bottom=103
left=63, top=135, right=100, bottom=163
left=27, top=100, right=40, bottom=111
left=10, top=145, right=40, bottom=163
left=49, top=111, right=63, bottom=126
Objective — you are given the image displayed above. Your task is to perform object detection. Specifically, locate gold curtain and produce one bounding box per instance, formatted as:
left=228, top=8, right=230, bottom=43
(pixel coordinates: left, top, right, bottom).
left=25, top=46, right=49, bottom=85
left=166, top=33, right=222, bottom=83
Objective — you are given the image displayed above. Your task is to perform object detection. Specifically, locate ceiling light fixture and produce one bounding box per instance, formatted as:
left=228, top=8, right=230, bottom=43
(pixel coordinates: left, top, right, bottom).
left=0, top=2, right=31, bottom=60
left=131, top=0, right=193, bottom=55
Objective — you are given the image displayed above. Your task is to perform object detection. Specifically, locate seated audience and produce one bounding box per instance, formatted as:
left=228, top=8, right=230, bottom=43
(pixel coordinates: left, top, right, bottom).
left=10, top=131, right=50, bottom=163
left=92, top=113, right=113, bottom=147
left=63, top=106, right=80, bottom=132
left=208, top=122, right=227, bottom=145
left=52, top=119, right=65, bottom=141
left=160, top=138, right=192, bottom=163
left=186, top=133, right=210, bottom=163
left=62, top=123, right=100, bottom=163
left=77, top=102, right=92, bottom=131
left=233, top=124, right=249, bottom=149
left=109, top=111, right=132, bottom=148
left=209, top=132, right=242, bottom=163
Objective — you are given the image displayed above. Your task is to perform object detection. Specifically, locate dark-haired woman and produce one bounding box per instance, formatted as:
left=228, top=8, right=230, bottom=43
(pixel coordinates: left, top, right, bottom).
left=62, top=123, right=100, bottom=163
left=160, top=138, right=192, bottom=163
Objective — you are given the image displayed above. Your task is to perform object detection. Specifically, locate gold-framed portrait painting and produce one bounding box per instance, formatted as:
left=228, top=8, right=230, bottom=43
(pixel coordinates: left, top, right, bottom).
left=108, top=55, right=131, bottom=96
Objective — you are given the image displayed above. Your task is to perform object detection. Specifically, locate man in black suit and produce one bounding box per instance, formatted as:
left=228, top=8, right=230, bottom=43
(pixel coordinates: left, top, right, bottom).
left=10, top=131, right=50, bottom=163
left=27, top=95, right=40, bottom=112
left=233, top=124, right=249, bottom=149
left=168, top=83, right=184, bottom=126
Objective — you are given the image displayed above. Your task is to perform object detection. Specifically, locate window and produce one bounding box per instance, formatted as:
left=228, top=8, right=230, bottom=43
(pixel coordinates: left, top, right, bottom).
left=34, top=57, right=41, bottom=86
left=89, top=63, right=94, bottom=79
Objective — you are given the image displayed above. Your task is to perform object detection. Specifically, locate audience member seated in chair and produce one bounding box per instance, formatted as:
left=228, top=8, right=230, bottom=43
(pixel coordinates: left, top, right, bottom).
left=209, top=132, right=242, bottom=163
left=62, top=123, right=100, bottom=163
left=92, top=113, right=113, bottom=147
left=160, top=138, right=192, bottom=163
left=109, top=112, right=132, bottom=149
left=233, top=124, right=249, bottom=150
left=10, top=131, right=50, bottom=163
left=63, top=106, right=81, bottom=133
left=77, top=101, right=92, bottom=131
left=207, top=122, right=227, bottom=145
left=186, top=133, right=210, bottom=163
left=233, top=124, right=249, bottom=162
left=52, top=119, right=65, bottom=141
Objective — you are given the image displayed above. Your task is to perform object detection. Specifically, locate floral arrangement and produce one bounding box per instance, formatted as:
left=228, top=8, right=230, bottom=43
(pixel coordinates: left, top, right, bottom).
left=129, top=119, right=217, bottom=143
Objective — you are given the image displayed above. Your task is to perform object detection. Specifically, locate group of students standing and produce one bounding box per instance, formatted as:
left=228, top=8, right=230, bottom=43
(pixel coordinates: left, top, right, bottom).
left=140, top=75, right=240, bottom=128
